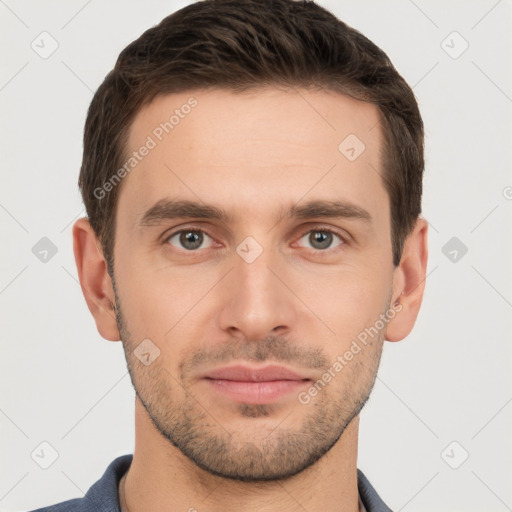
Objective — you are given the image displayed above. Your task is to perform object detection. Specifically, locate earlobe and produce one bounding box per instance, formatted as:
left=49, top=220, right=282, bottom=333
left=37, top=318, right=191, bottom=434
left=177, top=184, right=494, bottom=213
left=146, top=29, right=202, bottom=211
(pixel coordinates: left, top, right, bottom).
left=385, top=217, right=429, bottom=342
left=72, top=217, right=121, bottom=341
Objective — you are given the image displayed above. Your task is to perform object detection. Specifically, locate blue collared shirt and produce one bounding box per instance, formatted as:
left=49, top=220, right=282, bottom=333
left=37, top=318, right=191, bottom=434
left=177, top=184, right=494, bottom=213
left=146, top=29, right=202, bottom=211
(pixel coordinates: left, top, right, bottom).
left=29, top=454, right=393, bottom=511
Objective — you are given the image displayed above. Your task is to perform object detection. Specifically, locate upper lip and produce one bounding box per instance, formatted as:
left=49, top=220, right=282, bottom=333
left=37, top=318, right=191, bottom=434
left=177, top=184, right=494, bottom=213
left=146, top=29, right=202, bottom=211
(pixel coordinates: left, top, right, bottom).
left=202, top=364, right=311, bottom=382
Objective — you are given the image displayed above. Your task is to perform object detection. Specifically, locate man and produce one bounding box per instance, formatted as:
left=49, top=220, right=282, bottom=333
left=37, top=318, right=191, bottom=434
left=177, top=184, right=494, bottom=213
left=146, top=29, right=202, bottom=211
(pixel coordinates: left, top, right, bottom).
left=31, top=0, right=427, bottom=510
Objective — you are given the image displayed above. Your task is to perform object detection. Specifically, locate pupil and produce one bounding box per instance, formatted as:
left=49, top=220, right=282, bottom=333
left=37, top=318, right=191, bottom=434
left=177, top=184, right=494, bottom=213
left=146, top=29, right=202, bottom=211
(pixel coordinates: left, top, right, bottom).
left=310, top=231, right=332, bottom=249
left=181, top=231, right=202, bottom=250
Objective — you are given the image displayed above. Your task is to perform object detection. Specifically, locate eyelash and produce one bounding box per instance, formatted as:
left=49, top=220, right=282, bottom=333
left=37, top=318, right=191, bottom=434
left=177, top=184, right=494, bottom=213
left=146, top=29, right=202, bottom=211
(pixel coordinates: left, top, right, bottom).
left=163, top=225, right=348, bottom=253
left=295, top=227, right=347, bottom=251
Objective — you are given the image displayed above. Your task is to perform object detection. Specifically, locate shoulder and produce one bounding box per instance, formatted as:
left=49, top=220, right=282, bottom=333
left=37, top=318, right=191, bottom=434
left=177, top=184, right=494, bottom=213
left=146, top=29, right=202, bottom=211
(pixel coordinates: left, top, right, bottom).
left=29, top=497, right=83, bottom=512
left=28, top=454, right=133, bottom=512
left=357, top=468, right=394, bottom=512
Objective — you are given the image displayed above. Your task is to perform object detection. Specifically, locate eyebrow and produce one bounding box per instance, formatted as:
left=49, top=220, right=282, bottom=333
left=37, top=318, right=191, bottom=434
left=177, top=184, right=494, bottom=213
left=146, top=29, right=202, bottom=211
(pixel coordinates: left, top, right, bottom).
left=136, top=198, right=372, bottom=228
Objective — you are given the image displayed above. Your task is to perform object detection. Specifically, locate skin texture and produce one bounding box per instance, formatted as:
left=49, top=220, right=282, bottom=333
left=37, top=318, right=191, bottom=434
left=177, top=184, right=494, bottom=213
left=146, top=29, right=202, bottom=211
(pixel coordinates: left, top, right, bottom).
left=73, top=87, right=428, bottom=512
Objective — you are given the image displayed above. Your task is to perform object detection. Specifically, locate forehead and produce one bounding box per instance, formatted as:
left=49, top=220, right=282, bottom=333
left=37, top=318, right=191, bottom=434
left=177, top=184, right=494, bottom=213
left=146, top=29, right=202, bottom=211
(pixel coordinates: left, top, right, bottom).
left=117, top=87, right=386, bottom=229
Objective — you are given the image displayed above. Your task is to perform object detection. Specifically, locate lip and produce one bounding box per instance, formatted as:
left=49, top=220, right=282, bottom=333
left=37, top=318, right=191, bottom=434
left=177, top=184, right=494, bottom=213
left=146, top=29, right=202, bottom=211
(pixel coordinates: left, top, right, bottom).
left=203, top=364, right=310, bottom=382
left=201, top=364, right=312, bottom=404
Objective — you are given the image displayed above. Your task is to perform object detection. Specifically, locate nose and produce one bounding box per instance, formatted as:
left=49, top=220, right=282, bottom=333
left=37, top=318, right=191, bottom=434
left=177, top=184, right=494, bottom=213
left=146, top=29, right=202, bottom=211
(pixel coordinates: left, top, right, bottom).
left=218, top=243, right=297, bottom=342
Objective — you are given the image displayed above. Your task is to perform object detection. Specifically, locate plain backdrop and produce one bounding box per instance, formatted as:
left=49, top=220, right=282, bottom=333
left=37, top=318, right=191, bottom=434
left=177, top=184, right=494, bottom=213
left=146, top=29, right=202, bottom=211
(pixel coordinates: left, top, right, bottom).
left=1, top=1, right=511, bottom=511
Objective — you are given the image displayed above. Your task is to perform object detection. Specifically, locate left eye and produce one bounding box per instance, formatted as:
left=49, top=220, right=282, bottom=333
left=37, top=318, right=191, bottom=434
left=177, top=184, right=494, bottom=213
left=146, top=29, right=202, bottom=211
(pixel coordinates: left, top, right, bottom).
left=166, top=230, right=214, bottom=251
left=297, top=229, right=344, bottom=251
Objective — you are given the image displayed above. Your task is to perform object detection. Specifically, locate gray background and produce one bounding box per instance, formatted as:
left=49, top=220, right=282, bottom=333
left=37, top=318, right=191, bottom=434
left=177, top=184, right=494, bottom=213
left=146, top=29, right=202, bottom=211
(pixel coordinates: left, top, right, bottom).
left=1, top=1, right=511, bottom=511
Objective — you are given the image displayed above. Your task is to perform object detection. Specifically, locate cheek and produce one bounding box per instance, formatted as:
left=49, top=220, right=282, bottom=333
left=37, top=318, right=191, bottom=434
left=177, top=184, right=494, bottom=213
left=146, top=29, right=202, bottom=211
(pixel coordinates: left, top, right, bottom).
left=115, top=261, right=216, bottom=344
left=115, top=235, right=393, bottom=352
left=296, top=265, right=392, bottom=343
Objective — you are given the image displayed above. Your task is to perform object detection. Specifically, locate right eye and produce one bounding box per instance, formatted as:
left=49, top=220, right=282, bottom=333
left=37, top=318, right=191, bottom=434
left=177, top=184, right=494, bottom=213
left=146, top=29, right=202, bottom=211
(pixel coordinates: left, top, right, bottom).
left=165, top=229, right=215, bottom=251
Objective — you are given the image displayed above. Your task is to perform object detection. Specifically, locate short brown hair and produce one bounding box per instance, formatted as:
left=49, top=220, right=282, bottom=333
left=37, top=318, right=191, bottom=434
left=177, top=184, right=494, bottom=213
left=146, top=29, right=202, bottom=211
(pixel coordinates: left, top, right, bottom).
left=79, top=0, right=424, bottom=272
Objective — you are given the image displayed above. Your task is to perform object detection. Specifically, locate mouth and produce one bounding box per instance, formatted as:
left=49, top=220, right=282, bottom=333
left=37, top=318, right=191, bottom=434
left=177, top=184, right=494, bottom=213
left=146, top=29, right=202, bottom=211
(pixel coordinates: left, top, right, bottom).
left=200, top=364, right=312, bottom=404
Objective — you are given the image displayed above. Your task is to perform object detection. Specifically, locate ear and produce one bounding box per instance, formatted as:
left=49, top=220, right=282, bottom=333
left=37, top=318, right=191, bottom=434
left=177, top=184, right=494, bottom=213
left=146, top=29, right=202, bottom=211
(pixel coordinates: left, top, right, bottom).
left=385, top=216, right=428, bottom=342
left=72, top=217, right=120, bottom=341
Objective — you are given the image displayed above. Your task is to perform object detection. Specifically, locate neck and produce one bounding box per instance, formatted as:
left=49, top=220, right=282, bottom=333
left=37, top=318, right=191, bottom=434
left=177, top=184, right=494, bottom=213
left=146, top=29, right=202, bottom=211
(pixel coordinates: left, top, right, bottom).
left=121, top=398, right=361, bottom=512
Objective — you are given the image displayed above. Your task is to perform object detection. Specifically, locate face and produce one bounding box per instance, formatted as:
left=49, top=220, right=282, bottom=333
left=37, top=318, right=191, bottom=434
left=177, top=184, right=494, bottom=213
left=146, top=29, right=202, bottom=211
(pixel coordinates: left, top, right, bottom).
left=111, top=87, right=396, bottom=481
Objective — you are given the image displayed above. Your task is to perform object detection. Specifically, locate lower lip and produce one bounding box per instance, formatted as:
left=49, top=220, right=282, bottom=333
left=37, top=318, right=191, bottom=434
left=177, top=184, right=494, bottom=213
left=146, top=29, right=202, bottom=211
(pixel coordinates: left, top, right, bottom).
left=204, top=378, right=310, bottom=404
